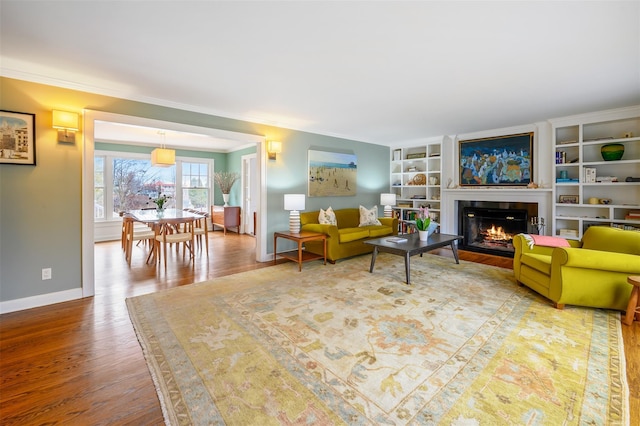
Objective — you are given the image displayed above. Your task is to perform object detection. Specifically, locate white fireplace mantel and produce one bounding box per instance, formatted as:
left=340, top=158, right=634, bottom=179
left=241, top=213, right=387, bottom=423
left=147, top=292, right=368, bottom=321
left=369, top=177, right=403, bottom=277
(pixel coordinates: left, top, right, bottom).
left=441, top=188, right=552, bottom=236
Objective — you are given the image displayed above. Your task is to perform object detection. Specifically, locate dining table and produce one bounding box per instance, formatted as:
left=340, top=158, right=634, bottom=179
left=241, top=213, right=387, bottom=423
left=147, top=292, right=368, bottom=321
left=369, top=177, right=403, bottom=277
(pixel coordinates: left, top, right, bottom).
left=126, top=209, right=206, bottom=264
left=127, top=208, right=205, bottom=224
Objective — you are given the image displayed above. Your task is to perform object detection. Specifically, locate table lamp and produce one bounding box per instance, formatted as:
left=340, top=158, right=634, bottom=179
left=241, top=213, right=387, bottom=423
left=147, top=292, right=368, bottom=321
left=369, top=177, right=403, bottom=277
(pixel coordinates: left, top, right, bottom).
left=284, top=194, right=306, bottom=234
left=380, top=193, right=397, bottom=218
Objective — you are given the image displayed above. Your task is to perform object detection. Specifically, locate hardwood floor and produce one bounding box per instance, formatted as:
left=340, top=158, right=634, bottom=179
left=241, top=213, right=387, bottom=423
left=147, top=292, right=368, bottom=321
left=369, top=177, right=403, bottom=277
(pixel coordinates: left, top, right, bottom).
left=1, top=233, right=637, bottom=425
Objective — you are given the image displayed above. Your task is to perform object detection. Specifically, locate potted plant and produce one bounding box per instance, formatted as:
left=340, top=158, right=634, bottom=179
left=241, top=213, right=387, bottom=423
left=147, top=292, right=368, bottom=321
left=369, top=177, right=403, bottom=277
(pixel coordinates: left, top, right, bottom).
left=415, top=206, right=431, bottom=241
left=214, top=172, right=239, bottom=206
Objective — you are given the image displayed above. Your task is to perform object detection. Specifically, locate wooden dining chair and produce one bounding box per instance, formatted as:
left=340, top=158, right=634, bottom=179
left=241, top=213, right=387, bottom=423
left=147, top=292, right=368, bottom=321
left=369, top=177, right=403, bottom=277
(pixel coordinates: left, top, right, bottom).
left=122, top=215, right=155, bottom=265
left=154, top=218, right=195, bottom=269
left=184, top=209, right=209, bottom=256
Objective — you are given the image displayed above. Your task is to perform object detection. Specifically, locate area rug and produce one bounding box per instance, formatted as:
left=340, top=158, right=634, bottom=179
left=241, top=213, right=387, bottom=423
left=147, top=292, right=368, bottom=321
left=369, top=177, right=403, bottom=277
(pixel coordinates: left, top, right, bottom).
left=126, top=254, right=629, bottom=425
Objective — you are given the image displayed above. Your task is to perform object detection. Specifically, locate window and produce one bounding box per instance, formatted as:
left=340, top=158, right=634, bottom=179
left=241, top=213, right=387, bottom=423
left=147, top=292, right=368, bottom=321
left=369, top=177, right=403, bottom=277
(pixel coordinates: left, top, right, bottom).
left=95, top=150, right=213, bottom=221
left=182, top=161, right=211, bottom=211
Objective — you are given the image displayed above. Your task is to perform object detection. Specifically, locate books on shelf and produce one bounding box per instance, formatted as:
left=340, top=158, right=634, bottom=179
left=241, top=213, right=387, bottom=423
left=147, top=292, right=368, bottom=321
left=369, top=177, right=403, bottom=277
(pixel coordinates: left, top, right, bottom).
left=596, top=176, right=618, bottom=182
left=611, top=223, right=640, bottom=232
left=584, top=167, right=596, bottom=183
left=556, top=178, right=579, bottom=183
left=559, top=229, right=578, bottom=238
left=625, top=210, right=640, bottom=220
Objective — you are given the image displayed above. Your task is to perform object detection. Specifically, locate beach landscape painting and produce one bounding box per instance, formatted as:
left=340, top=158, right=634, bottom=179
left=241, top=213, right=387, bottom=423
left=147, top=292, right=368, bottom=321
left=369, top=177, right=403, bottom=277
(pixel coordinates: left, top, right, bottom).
left=308, top=149, right=357, bottom=197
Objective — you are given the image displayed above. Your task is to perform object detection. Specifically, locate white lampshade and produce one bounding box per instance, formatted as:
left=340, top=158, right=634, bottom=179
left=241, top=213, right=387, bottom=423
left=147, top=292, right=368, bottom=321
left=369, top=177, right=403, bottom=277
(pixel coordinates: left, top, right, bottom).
left=52, top=110, right=79, bottom=130
left=52, top=110, right=79, bottom=143
left=284, top=194, right=305, bottom=234
left=380, top=193, right=396, bottom=217
left=151, top=148, right=175, bottom=167
left=284, top=194, right=306, bottom=211
left=380, top=193, right=396, bottom=207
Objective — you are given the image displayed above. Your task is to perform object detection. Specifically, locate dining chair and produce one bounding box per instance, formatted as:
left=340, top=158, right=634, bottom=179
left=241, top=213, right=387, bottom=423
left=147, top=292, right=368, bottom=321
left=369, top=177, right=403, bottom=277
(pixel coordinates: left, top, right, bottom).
left=185, top=209, right=209, bottom=256
left=154, top=218, right=195, bottom=269
left=122, top=215, right=156, bottom=265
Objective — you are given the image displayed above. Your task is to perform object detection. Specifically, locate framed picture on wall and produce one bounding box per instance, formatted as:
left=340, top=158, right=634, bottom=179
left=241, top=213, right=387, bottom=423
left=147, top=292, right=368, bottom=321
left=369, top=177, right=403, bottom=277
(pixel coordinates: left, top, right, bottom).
left=308, top=149, right=357, bottom=197
left=459, top=132, right=533, bottom=186
left=0, top=110, right=36, bottom=165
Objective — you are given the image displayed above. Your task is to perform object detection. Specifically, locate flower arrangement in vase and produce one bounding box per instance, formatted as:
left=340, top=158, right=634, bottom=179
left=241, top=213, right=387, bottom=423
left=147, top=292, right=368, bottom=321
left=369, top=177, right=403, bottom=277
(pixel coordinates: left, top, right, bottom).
left=150, top=194, right=171, bottom=212
left=214, top=172, right=239, bottom=206
left=415, top=206, right=431, bottom=241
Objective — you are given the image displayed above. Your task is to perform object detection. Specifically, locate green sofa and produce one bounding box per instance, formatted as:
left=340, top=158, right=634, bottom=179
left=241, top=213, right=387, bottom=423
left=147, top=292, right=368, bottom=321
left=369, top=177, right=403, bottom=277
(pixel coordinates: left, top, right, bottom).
left=513, top=226, right=640, bottom=311
left=300, top=208, right=398, bottom=263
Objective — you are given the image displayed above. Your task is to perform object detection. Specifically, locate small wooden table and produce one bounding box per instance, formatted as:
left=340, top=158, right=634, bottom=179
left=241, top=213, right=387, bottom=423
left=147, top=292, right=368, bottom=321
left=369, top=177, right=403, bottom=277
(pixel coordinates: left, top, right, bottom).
left=274, top=231, right=327, bottom=271
left=623, top=276, right=640, bottom=326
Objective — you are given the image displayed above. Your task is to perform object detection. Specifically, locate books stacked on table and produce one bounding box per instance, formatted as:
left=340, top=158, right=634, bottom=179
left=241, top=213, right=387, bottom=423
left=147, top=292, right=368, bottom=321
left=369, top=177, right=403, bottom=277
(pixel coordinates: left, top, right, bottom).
left=387, top=236, right=408, bottom=243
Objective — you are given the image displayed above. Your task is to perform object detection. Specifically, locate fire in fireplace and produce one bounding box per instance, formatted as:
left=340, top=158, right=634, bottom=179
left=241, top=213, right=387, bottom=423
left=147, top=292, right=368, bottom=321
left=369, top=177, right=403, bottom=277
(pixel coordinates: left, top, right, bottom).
left=458, top=201, right=537, bottom=257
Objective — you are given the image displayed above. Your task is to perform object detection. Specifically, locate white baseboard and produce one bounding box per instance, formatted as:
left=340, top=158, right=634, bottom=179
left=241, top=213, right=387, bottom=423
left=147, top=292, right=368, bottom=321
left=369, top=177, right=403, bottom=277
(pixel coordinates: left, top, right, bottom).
left=0, top=288, right=85, bottom=314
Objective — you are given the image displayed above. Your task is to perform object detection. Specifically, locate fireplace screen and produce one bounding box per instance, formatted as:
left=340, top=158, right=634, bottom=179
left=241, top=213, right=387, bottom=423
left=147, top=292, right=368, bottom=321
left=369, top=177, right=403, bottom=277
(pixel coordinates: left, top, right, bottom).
left=461, top=207, right=528, bottom=256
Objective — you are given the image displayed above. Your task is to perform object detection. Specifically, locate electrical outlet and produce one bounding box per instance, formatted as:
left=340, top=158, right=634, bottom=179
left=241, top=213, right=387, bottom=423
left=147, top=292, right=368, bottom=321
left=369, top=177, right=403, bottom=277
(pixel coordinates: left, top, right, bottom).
left=42, top=268, right=52, bottom=280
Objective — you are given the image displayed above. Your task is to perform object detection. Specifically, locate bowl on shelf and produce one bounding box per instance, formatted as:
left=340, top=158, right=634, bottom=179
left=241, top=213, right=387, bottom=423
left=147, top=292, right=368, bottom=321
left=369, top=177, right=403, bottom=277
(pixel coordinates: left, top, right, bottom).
left=600, top=143, right=624, bottom=161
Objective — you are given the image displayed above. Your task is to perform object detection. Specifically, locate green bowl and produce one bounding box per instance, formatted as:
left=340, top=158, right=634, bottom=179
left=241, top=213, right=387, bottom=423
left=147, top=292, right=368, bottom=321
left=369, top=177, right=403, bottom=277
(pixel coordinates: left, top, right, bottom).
left=600, top=143, right=624, bottom=161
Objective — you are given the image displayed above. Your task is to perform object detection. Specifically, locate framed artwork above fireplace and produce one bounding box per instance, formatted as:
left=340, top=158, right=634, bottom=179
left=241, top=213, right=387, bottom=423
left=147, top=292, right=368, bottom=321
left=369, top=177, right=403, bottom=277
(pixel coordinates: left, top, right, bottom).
left=459, top=132, right=533, bottom=187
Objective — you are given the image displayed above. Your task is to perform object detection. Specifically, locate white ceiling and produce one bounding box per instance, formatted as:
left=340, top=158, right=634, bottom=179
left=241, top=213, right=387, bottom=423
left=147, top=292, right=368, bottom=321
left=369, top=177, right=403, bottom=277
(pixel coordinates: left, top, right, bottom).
left=1, top=1, right=639, bottom=147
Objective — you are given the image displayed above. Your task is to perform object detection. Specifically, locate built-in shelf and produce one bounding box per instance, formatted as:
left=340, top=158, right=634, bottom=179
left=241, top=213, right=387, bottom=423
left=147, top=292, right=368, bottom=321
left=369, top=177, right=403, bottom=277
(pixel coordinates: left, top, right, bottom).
left=550, top=106, right=640, bottom=238
left=390, top=142, right=442, bottom=230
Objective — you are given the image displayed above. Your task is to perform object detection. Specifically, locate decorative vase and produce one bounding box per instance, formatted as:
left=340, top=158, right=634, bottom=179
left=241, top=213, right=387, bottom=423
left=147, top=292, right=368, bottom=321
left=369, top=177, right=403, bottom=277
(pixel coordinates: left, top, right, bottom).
left=222, top=193, right=230, bottom=207
left=601, top=143, right=624, bottom=161
left=418, top=230, right=429, bottom=241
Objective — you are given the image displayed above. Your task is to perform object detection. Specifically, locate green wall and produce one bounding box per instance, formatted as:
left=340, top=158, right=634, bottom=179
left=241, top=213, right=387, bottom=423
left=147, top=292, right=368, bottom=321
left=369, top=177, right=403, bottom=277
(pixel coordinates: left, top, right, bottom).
left=0, top=77, right=390, bottom=306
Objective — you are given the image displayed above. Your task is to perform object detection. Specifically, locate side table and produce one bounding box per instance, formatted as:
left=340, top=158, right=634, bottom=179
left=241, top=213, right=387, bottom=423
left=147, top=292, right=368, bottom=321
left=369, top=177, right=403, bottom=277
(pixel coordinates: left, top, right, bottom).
left=274, top=231, right=326, bottom=271
left=623, top=276, right=640, bottom=326
left=211, top=205, right=241, bottom=235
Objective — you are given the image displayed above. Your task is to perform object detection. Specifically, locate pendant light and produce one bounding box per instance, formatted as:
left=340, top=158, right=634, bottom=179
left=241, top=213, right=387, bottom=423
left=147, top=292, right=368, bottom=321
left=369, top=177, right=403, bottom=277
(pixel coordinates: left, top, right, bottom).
left=151, top=131, right=175, bottom=167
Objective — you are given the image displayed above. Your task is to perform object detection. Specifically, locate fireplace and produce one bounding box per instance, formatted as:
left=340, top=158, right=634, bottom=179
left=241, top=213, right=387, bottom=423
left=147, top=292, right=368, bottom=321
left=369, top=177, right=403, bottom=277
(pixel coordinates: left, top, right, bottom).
left=458, top=201, right=538, bottom=257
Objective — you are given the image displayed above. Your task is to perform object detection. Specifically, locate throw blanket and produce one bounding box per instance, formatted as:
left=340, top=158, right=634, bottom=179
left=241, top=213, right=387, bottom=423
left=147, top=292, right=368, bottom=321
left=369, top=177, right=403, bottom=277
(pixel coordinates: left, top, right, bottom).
left=522, top=233, right=571, bottom=249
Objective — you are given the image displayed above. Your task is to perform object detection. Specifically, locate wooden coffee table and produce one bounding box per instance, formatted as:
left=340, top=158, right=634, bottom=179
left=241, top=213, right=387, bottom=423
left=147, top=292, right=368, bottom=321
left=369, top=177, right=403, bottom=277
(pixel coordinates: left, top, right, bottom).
left=364, top=233, right=463, bottom=285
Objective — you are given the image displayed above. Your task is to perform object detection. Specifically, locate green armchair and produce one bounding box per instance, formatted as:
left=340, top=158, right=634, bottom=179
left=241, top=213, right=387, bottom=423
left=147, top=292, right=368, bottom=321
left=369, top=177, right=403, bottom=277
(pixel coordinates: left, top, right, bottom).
left=513, top=226, right=640, bottom=311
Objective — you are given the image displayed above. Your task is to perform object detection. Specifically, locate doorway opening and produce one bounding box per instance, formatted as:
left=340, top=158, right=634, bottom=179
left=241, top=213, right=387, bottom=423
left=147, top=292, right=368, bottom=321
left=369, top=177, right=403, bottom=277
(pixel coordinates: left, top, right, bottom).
left=82, top=110, right=265, bottom=297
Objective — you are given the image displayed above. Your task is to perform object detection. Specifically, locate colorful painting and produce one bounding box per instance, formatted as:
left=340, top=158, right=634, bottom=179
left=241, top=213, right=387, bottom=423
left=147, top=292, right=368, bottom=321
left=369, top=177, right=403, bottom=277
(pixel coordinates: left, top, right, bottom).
left=459, top=132, right=533, bottom=186
left=0, top=110, right=36, bottom=165
left=308, top=149, right=357, bottom=197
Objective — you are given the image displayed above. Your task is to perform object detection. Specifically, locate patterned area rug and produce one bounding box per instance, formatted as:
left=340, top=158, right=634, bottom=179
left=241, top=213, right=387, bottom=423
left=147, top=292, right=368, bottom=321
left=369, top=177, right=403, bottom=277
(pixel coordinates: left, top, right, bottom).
left=127, top=254, right=629, bottom=425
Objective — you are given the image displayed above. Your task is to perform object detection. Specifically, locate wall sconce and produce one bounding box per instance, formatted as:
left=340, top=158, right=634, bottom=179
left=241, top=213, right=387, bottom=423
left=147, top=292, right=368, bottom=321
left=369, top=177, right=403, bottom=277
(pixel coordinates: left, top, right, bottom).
left=380, top=193, right=397, bottom=217
left=267, top=141, right=282, bottom=160
left=151, top=131, right=175, bottom=167
left=284, top=193, right=305, bottom=234
left=52, top=110, right=79, bottom=143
